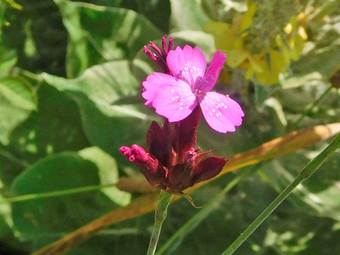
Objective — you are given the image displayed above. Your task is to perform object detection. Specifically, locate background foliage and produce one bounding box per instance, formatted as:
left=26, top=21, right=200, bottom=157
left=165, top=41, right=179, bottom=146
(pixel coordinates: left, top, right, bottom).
left=0, top=0, right=339, bottom=254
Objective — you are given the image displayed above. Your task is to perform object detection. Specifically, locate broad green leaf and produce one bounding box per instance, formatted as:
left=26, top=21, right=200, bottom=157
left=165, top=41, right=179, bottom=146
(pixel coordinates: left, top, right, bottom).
left=170, top=0, right=210, bottom=32
left=0, top=77, right=36, bottom=111
left=118, top=0, right=171, bottom=32
left=0, top=77, right=36, bottom=145
left=54, top=0, right=161, bottom=77
left=70, top=0, right=171, bottom=32
left=42, top=61, right=152, bottom=159
left=0, top=46, right=17, bottom=78
left=5, top=84, right=89, bottom=174
left=78, top=147, right=130, bottom=206
left=11, top=148, right=130, bottom=243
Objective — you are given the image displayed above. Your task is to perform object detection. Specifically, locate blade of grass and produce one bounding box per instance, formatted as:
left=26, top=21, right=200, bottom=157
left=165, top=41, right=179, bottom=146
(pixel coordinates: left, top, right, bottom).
left=221, top=133, right=340, bottom=255
left=32, top=123, right=340, bottom=255
left=157, top=166, right=259, bottom=255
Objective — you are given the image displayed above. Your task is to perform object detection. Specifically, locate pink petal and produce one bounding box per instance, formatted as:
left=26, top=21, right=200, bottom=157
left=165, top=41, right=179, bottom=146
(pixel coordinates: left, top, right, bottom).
left=200, top=50, right=227, bottom=91
left=142, top=72, right=177, bottom=106
left=200, top=92, right=244, bottom=133
left=153, top=79, right=197, bottom=122
left=166, top=45, right=206, bottom=86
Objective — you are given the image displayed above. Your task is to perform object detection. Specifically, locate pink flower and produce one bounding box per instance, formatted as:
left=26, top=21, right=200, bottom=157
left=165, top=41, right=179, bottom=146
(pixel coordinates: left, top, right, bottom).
left=142, top=45, right=245, bottom=133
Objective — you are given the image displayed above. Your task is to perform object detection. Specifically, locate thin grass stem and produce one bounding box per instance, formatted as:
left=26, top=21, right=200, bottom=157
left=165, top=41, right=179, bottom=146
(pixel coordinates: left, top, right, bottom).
left=221, top=134, right=340, bottom=255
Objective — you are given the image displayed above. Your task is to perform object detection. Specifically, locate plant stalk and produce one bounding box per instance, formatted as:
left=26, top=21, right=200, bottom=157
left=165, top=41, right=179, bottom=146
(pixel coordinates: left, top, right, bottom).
left=147, top=190, right=173, bottom=255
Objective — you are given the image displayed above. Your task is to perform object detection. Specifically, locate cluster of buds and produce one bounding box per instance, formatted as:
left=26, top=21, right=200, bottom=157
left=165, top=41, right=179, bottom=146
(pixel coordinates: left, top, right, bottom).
left=143, top=35, right=174, bottom=73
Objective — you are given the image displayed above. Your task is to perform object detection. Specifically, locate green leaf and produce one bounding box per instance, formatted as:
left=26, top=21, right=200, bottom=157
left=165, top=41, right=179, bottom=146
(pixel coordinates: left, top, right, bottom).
left=170, top=0, right=210, bottom=32
left=54, top=0, right=161, bottom=77
left=11, top=148, right=130, bottom=243
left=0, top=46, right=17, bottom=78
left=4, top=84, right=89, bottom=171
left=0, top=77, right=36, bottom=145
left=0, top=77, right=36, bottom=111
left=42, top=60, right=152, bottom=159
left=119, top=0, right=171, bottom=32
left=63, top=0, right=171, bottom=32
left=78, top=147, right=130, bottom=206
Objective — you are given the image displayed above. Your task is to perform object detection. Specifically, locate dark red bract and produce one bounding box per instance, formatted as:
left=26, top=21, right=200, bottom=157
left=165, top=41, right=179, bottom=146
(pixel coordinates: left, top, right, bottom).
left=120, top=108, right=226, bottom=193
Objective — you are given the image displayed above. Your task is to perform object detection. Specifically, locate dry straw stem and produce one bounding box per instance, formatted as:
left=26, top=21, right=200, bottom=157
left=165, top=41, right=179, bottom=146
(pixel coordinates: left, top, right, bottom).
left=33, top=122, right=340, bottom=255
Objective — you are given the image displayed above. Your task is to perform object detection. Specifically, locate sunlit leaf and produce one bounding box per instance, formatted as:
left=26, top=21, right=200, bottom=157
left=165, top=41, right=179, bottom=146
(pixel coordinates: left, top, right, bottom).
left=170, top=0, right=210, bottom=31
left=42, top=60, right=153, bottom=159
left=11, top=148, right=130, bottom=245
left=54, top=0, right=161, bottom=77
left=0, top=77, right=36, bottom=145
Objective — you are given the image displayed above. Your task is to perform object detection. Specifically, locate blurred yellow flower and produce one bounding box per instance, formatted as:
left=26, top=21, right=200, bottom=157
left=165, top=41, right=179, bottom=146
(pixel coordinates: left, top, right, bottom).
left=205, top=1, right=308, bottom=85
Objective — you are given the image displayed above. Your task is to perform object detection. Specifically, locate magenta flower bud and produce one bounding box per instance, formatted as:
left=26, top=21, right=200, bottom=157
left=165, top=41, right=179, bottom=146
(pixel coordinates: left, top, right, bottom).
left=143, top=46, right=158, bottom=62
left=148, top=41, right=163, bottom=57
left=119, top=145, right=166, bottom=187
left=162, top=36, right=168, bottom=54
left=143, top=35, right=174, bottom=73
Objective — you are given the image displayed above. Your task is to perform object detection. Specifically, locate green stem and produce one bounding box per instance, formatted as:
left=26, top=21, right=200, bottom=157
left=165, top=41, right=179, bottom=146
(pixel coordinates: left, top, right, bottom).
left=222, top=134, right=340, bottom=255
left=289, top=85, right=333, bottom=130
left=17, top=68, right=43, bottom=82
left=0, top=146, right=29, bottom=168
left=2, top=183, right=117, bottom=203
left=147, top=190, right=173, bottom=255
left=157, top=167, right=258, bottom=255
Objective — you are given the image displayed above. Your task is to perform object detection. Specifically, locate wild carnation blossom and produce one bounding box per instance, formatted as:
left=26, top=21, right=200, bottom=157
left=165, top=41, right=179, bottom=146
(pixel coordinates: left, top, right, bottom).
left=142, top=44, right=244, bottom=133
left=120, top=35, right=245, bottom=193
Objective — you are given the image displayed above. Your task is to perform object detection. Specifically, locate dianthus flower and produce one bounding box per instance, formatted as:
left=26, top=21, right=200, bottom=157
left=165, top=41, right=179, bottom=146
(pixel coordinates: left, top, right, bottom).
left=120, top=35, right=244, bottom=193
left=143, top=44, right=244, bottom=133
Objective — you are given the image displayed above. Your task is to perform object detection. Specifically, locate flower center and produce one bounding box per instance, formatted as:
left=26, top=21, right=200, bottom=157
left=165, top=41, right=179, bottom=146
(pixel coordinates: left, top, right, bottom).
left=180, top=64, right=202, bottom=85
